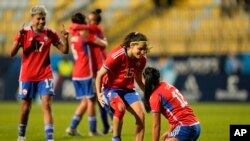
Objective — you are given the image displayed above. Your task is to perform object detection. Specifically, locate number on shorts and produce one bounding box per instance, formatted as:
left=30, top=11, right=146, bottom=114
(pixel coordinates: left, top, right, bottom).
left=45, top=79, right=53, bottom=88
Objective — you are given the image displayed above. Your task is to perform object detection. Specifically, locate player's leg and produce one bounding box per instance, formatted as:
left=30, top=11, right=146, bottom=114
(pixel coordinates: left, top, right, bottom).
left=110, top=96, right=126, bottom=141
left=127, top=101, right=145, bottom=141
left=18, top=99, right=32, bottom=141
left=38, top=79, right=55, bottom=141
left=87, top=96, right=102, bottom=136
left=94, top=77, right=111, bottom=134
left=66, top=98, right=87, bottom=136
left=87, top=78, right=98, bottom=136
left=17, top=81, right=35, bottom=141
left=97, top=102, right=110, bottom=134
left=103, top=89, right=126, bottom=141
left=66, top=79, right=89, bottom=136
left=41, top=95, right=54, bottom=141
left=124, top=91, right=145, bottom=141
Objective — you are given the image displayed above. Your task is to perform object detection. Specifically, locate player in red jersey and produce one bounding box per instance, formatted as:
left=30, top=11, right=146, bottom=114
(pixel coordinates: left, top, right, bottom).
left=87, top=9, right=107, bottom=74
left=143, top=67, right=201, bottom=141
left=87, top=9, right=113, bottom=134
left=65, top=12, right=107, bottom=137
left=96, top=32, right=149, bottom=141
left=9, top=5, right=69, bottom=141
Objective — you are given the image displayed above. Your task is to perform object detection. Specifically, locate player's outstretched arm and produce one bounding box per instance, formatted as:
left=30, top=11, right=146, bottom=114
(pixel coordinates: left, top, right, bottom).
left=10, top=26, right=25, bottom=57
left=10, top=40, right=21, bottom=57
left=152, top=112, right=161, bottom=141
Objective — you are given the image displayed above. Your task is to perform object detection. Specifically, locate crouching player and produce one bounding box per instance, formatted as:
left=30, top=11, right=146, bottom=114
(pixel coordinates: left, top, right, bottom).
left=143, top=67, right=201, bottom=141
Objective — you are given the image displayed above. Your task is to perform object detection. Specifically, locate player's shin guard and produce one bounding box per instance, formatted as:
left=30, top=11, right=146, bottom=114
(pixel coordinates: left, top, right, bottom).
left=45, top=124, right=54, bottom=140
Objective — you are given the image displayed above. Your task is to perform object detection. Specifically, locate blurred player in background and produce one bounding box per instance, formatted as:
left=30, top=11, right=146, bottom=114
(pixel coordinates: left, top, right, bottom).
left=10, top=5, right=69, bottom=141
left=65, top=12, right=107, bottom=137
left=143, top=67, right=201, bottom=141
left=96, top=32, right=149, bottom=141
left=87, top=8, right=112, bottom=134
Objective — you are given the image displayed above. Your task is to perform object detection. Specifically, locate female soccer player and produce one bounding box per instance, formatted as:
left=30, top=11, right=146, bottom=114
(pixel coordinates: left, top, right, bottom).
left=143, top=67, right=201, bottom=141
left=96, top=32, right=149, bottom=141
left=87, top=8, right=112, bottom=134
left=65, top=12, right=107, bottom=137
left=10, top=5, right=69, bottom=141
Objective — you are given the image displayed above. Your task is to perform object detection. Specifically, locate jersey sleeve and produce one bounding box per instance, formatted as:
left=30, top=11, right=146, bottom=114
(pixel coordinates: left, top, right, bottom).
left=103, top=54, right=117, bottom=71
left=150, top=93, right=162, bottom=113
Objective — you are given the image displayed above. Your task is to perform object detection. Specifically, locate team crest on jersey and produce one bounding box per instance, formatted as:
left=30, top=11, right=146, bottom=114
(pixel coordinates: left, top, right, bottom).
left=22, top=89, right=28, bottom=95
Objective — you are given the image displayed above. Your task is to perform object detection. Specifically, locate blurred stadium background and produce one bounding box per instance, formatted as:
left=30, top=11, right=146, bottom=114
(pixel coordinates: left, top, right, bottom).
left=0, top=0, right=250, bottom=140
left=0, top=0, right=249, bottom=102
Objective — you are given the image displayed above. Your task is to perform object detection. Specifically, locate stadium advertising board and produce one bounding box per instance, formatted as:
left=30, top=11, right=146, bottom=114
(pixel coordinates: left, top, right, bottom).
left=172, top=56, right=249, bottom=102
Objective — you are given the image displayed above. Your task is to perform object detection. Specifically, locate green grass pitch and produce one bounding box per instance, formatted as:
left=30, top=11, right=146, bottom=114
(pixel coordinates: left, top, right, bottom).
left=0, top=101, right=250, bottom=141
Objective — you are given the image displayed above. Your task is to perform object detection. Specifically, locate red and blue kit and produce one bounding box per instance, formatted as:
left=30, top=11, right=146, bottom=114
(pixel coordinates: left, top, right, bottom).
left=70, top=31, right=93, bottom=80
left=68, top=24, right=105, bottom=77
left=88, top=24, right=107, bottom=76
left=102, top=46, right=146, bottom=89
left=149, top=82, right=199, bottom=128
left=15, top=25, right=61, bottom=81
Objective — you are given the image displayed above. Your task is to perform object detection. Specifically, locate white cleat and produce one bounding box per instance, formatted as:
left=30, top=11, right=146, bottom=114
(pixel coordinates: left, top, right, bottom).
left=65, top=127, right=83, bottom=136
left=89, top=130, right=103, bottom=137
left=17, top=136, right=26, bottom=141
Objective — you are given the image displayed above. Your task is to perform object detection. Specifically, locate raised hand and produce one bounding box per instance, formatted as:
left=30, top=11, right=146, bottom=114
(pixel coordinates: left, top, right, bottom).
left=60, top=24, right=69, bottom=39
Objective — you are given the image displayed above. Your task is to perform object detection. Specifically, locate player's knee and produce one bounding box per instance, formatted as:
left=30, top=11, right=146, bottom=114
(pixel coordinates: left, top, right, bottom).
left=115, top=102, right=126, bottom=118
left=134, top=110, right=145, bottom=128
left=111, top=97, right=126, bottom=119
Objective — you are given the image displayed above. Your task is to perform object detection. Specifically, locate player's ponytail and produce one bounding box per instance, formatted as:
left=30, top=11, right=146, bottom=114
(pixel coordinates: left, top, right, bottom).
left=95, top=9, right=102, bottom=14
left=91, top=9, right=102, bottom=24
left=143, top=67, right=160, bottom=112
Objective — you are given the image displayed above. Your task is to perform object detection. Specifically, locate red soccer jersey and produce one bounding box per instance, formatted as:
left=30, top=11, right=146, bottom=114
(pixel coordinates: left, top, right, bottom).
left=15, top=25, right=61, bottom=81
left=88, top=24, right=107, bottom=76
left=149, top=82, right=199, bottom=128
left=69, top=25, right=93, bottom=80
left=70, top=24, right=106, bottom=76
left=103, top=46, right=146, bottom=89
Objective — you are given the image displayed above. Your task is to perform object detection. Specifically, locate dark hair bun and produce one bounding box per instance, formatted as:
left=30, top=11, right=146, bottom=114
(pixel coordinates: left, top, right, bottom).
left=95, top=9, right=102, bottom=14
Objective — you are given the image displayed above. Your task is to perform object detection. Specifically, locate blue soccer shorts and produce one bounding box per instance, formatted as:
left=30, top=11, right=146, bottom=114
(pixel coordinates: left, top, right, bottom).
left=18, top=79, right=54, bottom=99
left=102, top=88, right=142, bottom=108
left=72, top=78, right=95, bottom=99
left=169, top=123, right=201, bottom=141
